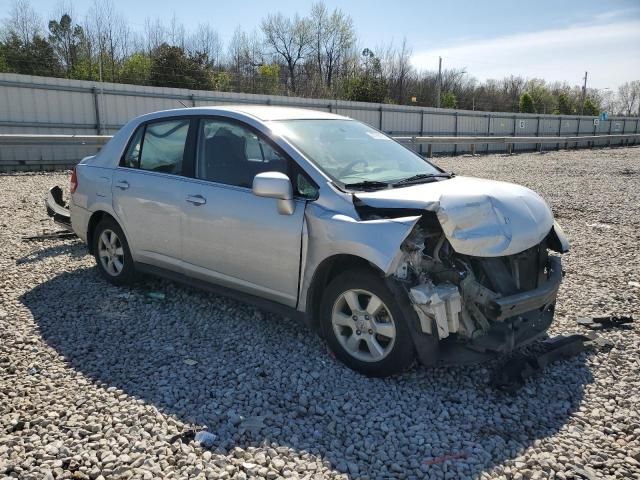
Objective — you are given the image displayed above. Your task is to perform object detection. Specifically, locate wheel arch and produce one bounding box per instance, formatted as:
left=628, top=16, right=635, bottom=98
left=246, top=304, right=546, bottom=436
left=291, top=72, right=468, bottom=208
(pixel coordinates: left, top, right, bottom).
left=305, top=254, right=384, bottom=334
left=86, top=210, right=122, bottom=254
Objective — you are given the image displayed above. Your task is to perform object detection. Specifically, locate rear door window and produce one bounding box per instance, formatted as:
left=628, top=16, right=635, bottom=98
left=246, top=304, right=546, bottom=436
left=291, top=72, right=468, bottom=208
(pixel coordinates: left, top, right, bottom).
left=139, top=120, right=190, bottom=174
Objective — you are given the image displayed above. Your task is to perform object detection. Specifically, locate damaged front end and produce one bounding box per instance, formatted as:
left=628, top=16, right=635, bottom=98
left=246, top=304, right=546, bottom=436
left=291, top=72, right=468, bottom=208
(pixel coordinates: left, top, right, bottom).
left=392, top=212, right=568, bottom=363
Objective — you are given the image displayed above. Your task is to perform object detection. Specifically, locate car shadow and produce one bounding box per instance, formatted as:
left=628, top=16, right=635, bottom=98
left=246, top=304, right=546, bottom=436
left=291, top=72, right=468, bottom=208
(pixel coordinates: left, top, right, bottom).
left=21, top=267, right=592, bottom=478
left=16, top=238, right=85, bottom=265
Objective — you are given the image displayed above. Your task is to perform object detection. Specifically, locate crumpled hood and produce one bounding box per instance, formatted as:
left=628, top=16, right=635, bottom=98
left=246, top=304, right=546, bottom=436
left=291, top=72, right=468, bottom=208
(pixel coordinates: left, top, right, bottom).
left=355, top=176, right=555, bottom=257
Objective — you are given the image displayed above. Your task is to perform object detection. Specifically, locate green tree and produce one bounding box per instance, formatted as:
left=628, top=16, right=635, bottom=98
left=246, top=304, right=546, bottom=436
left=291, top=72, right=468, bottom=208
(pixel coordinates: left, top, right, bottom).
left=119, top=53, right=152, bottom=85
left=556, top=92, right=575, bottom=115
left=48, top=14, right=85, bottom=78
left=69, top=58, right=98, bottom=80
left=441, top=91, right=457, bottom=109
left=582, top=96, right=600, bottom=116
left=519, top=92, right=536, bottom=113
left=527, top=79, right=555, bottom=114
left=343, top=75, right=387, bottom=103
left=150, top=44, right=213, bottom=90
left=257, top=63, right=280, bottom=94
left=0, top=33, right=63, bottom=77
left=212, top=71, right=232, bottom=91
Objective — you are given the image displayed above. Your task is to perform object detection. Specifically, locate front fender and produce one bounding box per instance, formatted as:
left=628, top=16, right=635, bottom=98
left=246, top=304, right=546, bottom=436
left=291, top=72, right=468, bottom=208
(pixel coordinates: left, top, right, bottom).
left=297, top=203, right=419, bottom=312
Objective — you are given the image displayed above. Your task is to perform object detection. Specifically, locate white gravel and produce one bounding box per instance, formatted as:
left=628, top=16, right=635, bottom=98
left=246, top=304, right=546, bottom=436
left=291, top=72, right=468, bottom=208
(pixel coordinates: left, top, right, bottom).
left=1, top=146, right=639, bottom=480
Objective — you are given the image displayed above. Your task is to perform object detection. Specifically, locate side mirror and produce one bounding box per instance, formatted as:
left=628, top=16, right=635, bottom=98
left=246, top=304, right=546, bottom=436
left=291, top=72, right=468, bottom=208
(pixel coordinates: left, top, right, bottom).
left=252, top=172, right=295, bottom=215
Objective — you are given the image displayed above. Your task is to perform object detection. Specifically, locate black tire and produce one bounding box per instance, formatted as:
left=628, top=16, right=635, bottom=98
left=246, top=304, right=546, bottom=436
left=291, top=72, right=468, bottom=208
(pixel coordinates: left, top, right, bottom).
left=93, top=217, right=136, bottom=286
left=320, top=268, right=417, bottom=377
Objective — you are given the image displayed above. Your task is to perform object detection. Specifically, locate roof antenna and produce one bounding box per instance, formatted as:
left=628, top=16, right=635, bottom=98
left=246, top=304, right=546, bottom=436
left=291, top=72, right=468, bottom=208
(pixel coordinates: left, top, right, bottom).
left=177, top=99, right=189, bottom=108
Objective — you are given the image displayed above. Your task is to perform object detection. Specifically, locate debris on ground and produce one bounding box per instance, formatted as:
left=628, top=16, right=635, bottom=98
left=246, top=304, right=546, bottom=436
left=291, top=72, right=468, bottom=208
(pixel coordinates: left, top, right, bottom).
left=167, top=429, right=197, bottom=444
left=586, top=222, right=612, bottom=230
left=22, top=230, right=77, bottom=242
left=182, top=358, right=198, bottom=366
left=490, top=333, right=612, bottom=393
left=577, top=315, right=633, bottom=330
left=194, top=430, right=216, bottom=448
left=145, top=291, right=166, bottom=300
left=628, top=281, right=640, bottom=288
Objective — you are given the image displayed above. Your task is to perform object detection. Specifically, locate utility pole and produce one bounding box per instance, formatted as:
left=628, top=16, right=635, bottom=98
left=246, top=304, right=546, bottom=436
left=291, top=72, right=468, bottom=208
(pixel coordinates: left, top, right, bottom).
left=436, top=56, right=442, bottom=109
left=580, top=71, right=588, bottom=115
left=97, top=52, right=105, bottom=135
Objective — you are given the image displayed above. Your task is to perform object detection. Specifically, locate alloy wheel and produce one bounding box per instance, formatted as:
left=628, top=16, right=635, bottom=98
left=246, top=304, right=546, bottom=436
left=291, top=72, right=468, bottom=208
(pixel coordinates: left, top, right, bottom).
left=97, top=229, right=125, bottom=276
left=331, top=288, right=397, bottom=363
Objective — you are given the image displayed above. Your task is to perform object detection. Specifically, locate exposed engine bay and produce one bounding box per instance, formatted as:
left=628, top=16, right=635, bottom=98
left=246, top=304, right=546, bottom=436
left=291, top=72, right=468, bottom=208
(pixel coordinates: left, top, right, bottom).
left=384, top=211, right=567, bottom=356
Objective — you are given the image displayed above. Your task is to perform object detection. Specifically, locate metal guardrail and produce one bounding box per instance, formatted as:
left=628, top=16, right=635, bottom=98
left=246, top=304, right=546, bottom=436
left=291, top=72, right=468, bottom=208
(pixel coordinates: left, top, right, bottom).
left=394, top=134, right=640, bottom=144
left=394, top=133, right=640, bottom=156
left=0, top=134, right=112, bottom=145
left=0, top=132, right=638, bottom=163
left=2, top=133, right=639, bottom=146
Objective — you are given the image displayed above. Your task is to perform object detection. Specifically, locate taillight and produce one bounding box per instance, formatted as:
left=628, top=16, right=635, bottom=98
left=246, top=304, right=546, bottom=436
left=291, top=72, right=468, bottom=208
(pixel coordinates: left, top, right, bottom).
left=70, top=167, right=78, bottom=194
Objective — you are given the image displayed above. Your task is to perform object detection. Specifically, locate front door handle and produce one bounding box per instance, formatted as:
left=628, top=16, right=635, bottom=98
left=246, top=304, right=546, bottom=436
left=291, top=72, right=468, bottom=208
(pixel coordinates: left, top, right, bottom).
left=115, top=180, right=129, bottom=190
left=186, top=194, right=206, bottom=206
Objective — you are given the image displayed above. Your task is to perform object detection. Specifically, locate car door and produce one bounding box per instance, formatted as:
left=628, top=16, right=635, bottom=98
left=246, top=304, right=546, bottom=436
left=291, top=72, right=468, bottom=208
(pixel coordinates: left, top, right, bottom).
left=180, top=117, right=309, bottom=307
left=112, top=118, right=194, bottom=271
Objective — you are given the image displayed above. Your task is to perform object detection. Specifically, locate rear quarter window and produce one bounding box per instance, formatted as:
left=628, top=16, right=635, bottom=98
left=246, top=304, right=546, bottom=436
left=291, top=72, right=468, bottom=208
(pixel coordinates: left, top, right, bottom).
left=122, top=127, right=144, bottom=168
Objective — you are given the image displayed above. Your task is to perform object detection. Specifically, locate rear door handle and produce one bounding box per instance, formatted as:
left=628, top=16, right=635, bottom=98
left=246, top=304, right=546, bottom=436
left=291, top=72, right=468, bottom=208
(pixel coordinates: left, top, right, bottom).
left=115, top=180, right=129, bottom=190
left=186, top=194, right=206, bottom=206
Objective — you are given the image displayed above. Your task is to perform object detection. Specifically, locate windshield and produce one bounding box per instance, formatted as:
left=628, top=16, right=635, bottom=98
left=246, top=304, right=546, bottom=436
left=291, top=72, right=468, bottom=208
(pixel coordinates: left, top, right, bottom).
left=272, top=119, right=441, bottom=186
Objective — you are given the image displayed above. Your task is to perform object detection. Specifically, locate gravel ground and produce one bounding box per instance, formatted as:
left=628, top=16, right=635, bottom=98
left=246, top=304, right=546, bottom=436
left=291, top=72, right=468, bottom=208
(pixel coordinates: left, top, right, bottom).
left=1, top=146, right=639, bottom=480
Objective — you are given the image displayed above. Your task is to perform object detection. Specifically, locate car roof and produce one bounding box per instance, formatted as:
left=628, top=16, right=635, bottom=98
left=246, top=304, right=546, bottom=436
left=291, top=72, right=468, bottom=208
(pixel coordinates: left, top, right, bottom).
left=150, top=105, right=350, bottom=121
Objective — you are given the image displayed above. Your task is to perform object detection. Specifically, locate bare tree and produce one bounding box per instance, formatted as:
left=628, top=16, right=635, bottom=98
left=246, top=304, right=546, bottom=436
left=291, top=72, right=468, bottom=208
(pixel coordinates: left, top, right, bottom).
left=79, top=12, right=96, bottom=79
left=310, top=2, right=327, bottom=83
left=597, top=89, right=617, bottom=116
left=310, top=2, right=354, bottom=89
left=89, top=0, right=108, bottom=80
left=261, top=13, right=312, bottom=93
left=384, top=38, right=413, bottom=103
left=501, top=75, right=526, bottom=112
left=144, top=17, right=166, bottom=54
left=168, top=13, right=185, bottom=49
left=188, top=23, right=223, bottom=67
left=227, top=26, right=248, bottom=74
left=3, top=0, right=42, bottom=43
left=617, top=80, right=640, bottom=116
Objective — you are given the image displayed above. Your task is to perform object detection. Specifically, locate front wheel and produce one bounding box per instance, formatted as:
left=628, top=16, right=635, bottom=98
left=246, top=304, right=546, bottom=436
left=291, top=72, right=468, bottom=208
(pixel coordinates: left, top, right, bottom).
left=320, top=268, right=417, bottom=377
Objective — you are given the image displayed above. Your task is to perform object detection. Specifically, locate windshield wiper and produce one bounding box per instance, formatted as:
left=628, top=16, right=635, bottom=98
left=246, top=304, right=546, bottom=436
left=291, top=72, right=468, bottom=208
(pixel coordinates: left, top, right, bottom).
left=391, top=172, right=453, bottom=187
left=343, top=180, right=390, bottom=191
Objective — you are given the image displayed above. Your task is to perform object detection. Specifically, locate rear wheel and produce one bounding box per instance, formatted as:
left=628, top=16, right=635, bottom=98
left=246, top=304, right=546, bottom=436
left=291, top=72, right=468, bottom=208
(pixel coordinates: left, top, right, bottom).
left=320, top=268, right=416, bottom=377
left=93, top=218, right=136, bottom=285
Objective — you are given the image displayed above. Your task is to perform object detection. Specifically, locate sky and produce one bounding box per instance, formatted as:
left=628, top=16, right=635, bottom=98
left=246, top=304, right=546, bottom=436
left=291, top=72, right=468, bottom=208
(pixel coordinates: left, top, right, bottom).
left=3, top=0, right=640, bottom=89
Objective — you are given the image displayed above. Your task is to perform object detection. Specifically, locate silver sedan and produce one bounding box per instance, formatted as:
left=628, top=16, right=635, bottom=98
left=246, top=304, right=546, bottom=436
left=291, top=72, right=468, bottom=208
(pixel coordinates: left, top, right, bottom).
left=51, top=106, right=569, bottom=377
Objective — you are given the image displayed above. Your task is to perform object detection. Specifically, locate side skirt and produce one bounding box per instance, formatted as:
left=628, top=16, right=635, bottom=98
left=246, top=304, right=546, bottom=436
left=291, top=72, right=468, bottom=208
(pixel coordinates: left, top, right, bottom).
left=135, top=262, right=309, bottom=325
